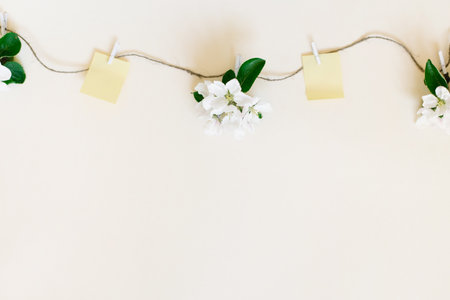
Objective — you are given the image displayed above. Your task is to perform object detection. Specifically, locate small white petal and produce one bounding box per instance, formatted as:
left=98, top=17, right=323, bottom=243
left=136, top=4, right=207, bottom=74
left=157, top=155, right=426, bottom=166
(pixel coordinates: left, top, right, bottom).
left=204, top=118, right=222, bottom=136
left=417, top=107, right=435, bottom=117
left=234, top=93, right=257, bottom=107
left=202, top=95, right=215, bottom=110
left=416, top=115, right=431, bottom=128
left=221, top=107, right=241, bottom=124
left=422, top=94, right=438, bottom=108
left=442, top=113, right=450, bottom=125
left=416, top=108, right=425, bottom=115
left=194, top=82, right=209, bottom=97
left=208, top=81, right=227, bottom=97
left=436, top=86, right=450, bottom=102
left=222, top=105, right=239, bottom=114
left=210, top=98, right=228, bottom=115
left=435, top=118, right=445, bottom=128
left=254, top=102, right=272, bottom=113
left=0, top=64, right=11, bottom=81
left=435, top=105, right=446, bottom=116
left=225, top=79, right=241, bottom=95
left=241, top=120, right=256, bottom=133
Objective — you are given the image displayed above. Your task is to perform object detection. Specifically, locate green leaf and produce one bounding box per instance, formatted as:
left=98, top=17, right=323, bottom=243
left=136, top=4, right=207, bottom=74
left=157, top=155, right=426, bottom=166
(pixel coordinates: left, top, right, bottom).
left=0, top=33, right=21, bottom=58
left=193, top=91, right=204, bottom=102
left=222, top=69, right=236, bottom=84
left=236, top=58, right=265, bottom=93
left=424, top=59, right=448, bottom=95
left=3, top=61, right=26, bottom=84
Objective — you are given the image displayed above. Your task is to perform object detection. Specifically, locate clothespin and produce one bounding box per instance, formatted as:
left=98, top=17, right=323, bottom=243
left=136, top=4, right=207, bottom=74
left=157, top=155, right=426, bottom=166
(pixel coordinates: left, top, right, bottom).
left=311, top=41, right=321, bottom=65
left=438, top=50, right=450, bottom=83
left=234, top=54, right=241, bottom=73
left=0, top=12, right=8, bottom=36
left=108, top=40, right=120, bottom=64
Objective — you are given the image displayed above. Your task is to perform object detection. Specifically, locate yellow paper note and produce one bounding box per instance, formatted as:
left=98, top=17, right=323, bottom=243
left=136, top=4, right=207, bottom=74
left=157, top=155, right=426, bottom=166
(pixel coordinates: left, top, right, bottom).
left=81, top=52, right=130, bottom=103
left=302, top=52, right=344, bottom=100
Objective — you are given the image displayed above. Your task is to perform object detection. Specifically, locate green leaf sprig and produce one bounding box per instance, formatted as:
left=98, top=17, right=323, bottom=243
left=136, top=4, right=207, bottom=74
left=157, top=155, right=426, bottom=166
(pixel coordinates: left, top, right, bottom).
left=424, top=59, right=448, bottom=96
left=193, top=57, right=265, bottom=102
left=0, top=32, right=26, bottom=85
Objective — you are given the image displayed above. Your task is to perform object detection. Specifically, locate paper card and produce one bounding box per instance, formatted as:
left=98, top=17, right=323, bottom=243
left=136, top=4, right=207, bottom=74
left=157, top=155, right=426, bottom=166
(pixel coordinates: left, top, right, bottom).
left=302, top=52, right=344, bottom=100
left=81, top=52, right=130, bottom=104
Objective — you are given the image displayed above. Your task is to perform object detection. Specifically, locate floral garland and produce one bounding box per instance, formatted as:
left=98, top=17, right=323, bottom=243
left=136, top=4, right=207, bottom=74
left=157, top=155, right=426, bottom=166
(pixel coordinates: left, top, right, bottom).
left=416, top=60, right=450, bottom=132
left=193, top=58, right=271, bottom=139
left=2, top=25, right=450, bottom=140
left=0, top=32, right=25, bottom=90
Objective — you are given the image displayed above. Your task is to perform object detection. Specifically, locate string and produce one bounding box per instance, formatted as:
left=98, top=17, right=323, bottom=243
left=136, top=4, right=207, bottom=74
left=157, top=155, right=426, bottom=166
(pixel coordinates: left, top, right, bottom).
left=9, top=30, right=89, bottom=74
left=7, top=29, right=450, bottom=81
left=115, top=52, right=224, bottom=78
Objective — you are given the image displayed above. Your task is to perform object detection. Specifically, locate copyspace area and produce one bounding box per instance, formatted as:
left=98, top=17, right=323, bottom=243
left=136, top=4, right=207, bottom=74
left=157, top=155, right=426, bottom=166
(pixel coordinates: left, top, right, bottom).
left=1, top=0, right=450, bottom=299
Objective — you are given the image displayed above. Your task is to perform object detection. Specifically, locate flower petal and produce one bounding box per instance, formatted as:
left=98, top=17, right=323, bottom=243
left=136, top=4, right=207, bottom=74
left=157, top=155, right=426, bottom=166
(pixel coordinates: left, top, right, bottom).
left=204, top=118, right=222, bottom=136
left=254, top=102, right=272, bottom=112
left=422, top=94, right=438, bottom=108
left=416, top=115, right=431, bottom=128
left=436, top=86, right=450, bottom=102
left=417, top=107, right=437, bottom=117
left=234, top=93, right=257, bottom=107
left=225, top=79, right=241, bottom=95
left=208, top=81, right=227, bottom=97
left=210, top=98, right=228, bottom=115
left=195, top=81, right=210, bottom=97
left=435, top=104, right=446, bottom=116
left=0, top=64, right=11, bottom=81
left=201, top=95, right=215, bottom=110
left=221, top=106, right=241, bottom=124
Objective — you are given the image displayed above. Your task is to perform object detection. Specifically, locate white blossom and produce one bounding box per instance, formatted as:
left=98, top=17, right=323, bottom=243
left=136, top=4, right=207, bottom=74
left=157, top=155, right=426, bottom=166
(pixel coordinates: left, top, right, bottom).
left=416, top=86, right=450, bottom=132
left=194, top=79, right=271, bottom=138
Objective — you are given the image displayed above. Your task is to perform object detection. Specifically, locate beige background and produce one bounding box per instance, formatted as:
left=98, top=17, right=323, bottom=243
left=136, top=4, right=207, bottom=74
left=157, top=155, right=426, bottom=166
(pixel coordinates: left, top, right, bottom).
left=1, top=0, right=450, bottom=299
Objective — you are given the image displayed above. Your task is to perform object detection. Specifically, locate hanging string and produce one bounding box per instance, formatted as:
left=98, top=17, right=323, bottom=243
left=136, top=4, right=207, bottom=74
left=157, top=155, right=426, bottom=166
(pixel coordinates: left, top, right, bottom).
left=115, top=52, right=224, bottom=78
left=7, top=29, right=450, bottom=81
left=259, top=34, right=433, bottom=81
left=8, top=30, right=88, bottom=74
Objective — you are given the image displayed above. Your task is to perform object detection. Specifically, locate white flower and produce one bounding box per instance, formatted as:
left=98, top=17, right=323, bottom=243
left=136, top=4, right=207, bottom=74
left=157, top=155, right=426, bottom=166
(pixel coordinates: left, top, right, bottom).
left=194, top=80, right=211, bottom=98
left=200, top=79, right=242, bottom=115
left=240, top=99, right=272, bottom=134
left=0, top=63, right=12, bottom=91
left=194, top=79, right=271, bottom=138
left=416, top=86, right=450, bottom=131
left=204, top=115, right=222, bottom=136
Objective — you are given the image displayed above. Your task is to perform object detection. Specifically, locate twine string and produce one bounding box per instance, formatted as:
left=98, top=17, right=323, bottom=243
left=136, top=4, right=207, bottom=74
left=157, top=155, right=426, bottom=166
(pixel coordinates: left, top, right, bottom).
left=7, top=29, right=450, bottom=81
